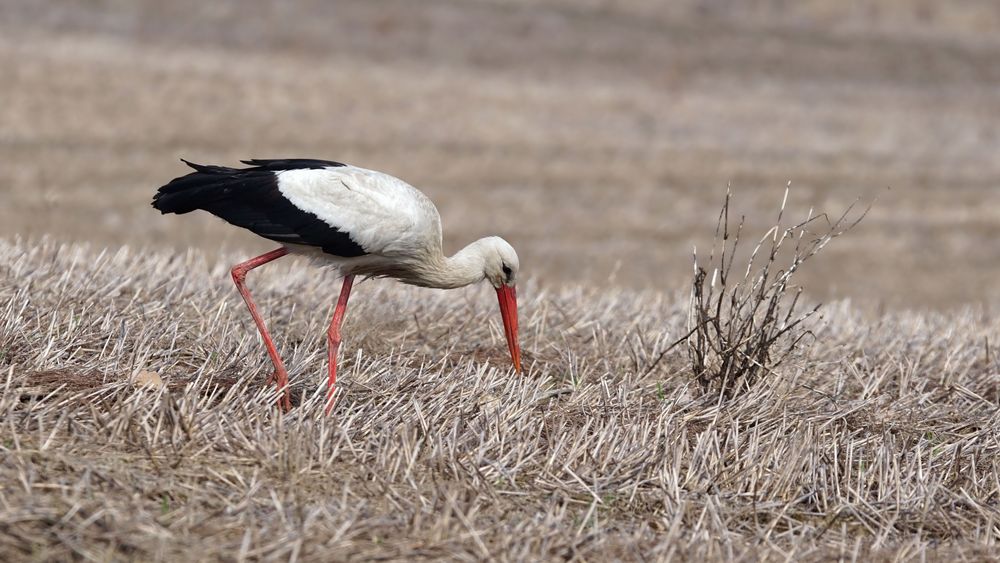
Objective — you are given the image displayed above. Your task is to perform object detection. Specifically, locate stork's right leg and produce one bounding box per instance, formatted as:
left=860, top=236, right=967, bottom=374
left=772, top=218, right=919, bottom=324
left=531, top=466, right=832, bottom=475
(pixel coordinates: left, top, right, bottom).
left=325, top=275, right=355, bottom=415
left=231, top=247, right=292, bottom=411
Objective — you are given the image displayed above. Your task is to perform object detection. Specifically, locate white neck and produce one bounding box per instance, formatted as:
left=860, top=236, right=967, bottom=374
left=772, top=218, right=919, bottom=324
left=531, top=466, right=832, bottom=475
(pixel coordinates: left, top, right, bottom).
left=409, top=239, right=490, bottom=289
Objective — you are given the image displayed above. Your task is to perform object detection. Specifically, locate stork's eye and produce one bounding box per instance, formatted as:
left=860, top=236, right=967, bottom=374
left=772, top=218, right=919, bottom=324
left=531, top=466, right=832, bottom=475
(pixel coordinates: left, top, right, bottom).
left=502, top=263, right=512, bottom=278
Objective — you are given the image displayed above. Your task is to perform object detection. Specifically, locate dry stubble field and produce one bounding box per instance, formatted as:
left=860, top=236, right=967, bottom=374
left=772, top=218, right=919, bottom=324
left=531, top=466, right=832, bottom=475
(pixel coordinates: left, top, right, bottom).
left=2, top=1, right=1000, bottom=560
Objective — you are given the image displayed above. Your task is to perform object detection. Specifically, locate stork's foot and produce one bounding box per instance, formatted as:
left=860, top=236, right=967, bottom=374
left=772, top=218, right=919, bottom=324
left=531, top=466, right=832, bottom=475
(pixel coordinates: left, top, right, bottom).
left=265, top=369, right=292, bottom=412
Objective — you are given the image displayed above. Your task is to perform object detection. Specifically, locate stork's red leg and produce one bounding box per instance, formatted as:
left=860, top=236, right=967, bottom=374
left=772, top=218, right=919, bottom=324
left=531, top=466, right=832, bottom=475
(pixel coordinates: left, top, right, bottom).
left=231, top=247, right=292, bottom=411
left=325, top=275, right=355, bottom=415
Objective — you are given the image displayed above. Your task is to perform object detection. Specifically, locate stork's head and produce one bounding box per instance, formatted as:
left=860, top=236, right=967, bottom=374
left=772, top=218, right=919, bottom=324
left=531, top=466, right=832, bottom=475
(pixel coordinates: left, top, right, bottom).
left=480, top=236, right=520, bottom=289
left=479, top=236, right=521, bottom=373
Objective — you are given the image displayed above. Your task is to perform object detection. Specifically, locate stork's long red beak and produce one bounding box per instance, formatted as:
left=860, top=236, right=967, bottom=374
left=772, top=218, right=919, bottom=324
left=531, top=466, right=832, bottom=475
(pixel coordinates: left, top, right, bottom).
left=496, top=284, right=522, bottom=372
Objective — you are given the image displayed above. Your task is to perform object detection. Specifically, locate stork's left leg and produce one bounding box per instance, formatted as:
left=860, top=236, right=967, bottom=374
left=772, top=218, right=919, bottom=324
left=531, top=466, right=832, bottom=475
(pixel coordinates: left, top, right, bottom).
left=325, top=275, right=355, bottom=414
left=231, top=247, right=292, bottom=411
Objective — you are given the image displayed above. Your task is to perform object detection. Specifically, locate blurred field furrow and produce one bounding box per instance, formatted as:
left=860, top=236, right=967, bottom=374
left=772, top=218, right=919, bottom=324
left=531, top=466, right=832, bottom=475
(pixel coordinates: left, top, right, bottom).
left=2, top=2, right=1000, bottom=306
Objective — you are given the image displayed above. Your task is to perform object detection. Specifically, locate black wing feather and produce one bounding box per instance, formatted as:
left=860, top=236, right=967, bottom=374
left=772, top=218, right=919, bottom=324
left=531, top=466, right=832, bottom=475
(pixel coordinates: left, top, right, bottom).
left=240, top=158, right=347, bottom=170
left=152, top=159, right=366, bottom=257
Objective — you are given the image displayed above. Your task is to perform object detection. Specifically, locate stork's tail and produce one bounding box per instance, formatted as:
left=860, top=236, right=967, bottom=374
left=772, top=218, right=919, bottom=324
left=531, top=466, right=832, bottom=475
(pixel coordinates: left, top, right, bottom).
left=151, top=159, right=242, bottom=215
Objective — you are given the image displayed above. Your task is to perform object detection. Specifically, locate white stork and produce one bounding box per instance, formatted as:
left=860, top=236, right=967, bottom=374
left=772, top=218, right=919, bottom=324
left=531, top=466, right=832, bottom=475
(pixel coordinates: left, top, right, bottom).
left=152, top=158, right=521, bottom=412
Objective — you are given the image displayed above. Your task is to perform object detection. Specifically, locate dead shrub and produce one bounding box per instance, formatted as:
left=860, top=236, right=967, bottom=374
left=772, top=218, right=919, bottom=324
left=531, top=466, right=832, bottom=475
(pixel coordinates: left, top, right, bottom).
left=687, top=187, right=867, bottom=399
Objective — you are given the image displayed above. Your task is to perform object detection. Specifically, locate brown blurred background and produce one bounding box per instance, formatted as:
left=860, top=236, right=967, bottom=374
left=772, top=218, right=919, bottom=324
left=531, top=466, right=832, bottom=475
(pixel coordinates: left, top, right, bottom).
left=2, top=0, right=999, bottom=308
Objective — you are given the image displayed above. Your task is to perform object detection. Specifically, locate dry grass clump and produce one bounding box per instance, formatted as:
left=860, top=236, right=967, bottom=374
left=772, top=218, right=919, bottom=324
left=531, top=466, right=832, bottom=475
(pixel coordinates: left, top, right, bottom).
left=687, top=188, right=867, bottom=399
left=1, top=237, right=999, bottom=561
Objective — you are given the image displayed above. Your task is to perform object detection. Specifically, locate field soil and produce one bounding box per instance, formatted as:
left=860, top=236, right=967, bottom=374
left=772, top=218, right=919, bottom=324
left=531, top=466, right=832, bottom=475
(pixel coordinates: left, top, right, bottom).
left=2, top=0, right=1000, bottom=307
